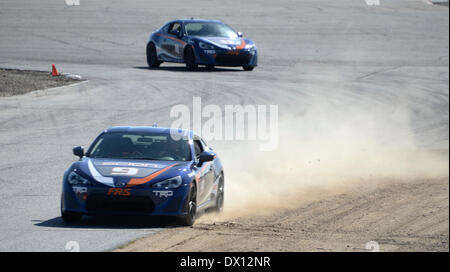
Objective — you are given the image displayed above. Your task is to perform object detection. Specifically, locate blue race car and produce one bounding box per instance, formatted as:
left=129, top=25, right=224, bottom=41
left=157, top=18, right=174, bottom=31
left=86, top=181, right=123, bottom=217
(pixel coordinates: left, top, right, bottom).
left=61, top=126, right=224, bottom=226
left=146, top=19, right=258, bottom=71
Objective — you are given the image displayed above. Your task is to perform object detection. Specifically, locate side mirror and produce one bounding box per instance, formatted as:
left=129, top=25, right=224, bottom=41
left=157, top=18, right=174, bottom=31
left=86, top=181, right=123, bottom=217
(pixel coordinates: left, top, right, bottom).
left=198, top=151, right=215, bottom=166
left=237, top=31, right=243, bottom=38
left=170, top=29, right=180, bottom=37
left=73, top=146, right=84, bottom=158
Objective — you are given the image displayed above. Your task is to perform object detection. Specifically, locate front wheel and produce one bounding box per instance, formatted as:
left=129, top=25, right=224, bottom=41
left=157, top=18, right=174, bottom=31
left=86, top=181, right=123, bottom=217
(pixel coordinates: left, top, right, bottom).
left=243, top=65, right=255, bottom=71
left=61, top=195, right=82, bottom=223
left=184, top=46, right=198, bottom=71
left=61, top=211, right=82, bottom=223
left=179, top=183, right=197, bottom=226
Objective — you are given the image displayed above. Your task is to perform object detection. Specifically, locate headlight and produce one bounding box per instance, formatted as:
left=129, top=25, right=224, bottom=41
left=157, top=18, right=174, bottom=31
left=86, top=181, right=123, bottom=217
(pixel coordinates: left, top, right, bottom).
left=245, top=44, right=257, bottom=54
left=152, top=176, right=182, bottom=189
left=199, top=42, right=215, bottom=50
left=68, top=171, right=90, bottom=185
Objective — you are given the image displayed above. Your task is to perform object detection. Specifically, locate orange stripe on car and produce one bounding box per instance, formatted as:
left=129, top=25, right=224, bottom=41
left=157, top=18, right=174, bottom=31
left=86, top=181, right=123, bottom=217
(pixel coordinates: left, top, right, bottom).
left=236, top=39, right=246, bottom=50
left=156, top=33, right=186, bottom=46
left=126, top=163, right=177, bottom=188
left=227, top=40, right=246, bottom=55
left=195, top=161, right=212, bottom=182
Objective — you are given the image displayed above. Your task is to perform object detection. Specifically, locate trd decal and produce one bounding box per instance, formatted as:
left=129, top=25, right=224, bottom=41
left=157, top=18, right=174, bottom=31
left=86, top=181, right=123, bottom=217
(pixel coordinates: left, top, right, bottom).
left=107, top=188, right=131, bottom=196
left=72, top=186, right=87, bottom=194
left=153, top=190, right=173, bottom=198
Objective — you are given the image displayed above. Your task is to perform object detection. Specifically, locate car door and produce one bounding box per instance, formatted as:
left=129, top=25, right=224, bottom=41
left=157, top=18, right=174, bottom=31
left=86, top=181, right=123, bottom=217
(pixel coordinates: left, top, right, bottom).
left=163, top=21, right=184, bottom=61
left=193, top=138, right=215, bottom=205
left=193, top=138, right=213, bottom=205
left=199, top=138, right=216, bottom=200
left=154, top=23, right=170, bottom=61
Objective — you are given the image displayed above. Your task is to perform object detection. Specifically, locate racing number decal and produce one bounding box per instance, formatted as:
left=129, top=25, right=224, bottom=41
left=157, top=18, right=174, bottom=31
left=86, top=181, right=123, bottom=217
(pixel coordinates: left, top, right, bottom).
left=110, top=167, right=138, bottom=176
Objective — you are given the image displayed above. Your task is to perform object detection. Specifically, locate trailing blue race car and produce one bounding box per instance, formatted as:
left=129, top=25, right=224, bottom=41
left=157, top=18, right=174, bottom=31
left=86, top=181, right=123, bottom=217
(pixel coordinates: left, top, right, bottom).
left=146, top=19, right=258, bottom=71
left=61, top=126, right=224, bottom=226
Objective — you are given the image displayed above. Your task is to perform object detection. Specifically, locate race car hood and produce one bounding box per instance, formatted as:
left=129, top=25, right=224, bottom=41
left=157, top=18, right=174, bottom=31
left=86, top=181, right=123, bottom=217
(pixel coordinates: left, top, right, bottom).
left=74, top=158, right=191, bottom=188
left=91, top=158, right=179, bottom=178
left=195, top=36, right=252, bottom=50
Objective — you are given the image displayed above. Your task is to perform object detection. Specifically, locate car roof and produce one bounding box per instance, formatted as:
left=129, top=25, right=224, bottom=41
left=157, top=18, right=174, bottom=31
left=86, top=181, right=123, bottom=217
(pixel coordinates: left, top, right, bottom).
left=170, top=19, right=223, bottom=24
left=104, top=126, right=197, bottom=139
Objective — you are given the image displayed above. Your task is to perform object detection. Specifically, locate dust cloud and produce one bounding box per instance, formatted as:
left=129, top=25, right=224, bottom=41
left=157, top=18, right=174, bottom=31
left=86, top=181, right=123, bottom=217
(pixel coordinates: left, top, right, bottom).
left=202, top=98, right=449, bottom=221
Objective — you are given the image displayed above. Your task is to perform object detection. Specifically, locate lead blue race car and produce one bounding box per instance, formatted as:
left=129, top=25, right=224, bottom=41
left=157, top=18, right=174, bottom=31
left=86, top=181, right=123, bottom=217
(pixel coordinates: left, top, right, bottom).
left=61, top=126, right=225, bottom=226
left=146, top=19, right=258, bottom=71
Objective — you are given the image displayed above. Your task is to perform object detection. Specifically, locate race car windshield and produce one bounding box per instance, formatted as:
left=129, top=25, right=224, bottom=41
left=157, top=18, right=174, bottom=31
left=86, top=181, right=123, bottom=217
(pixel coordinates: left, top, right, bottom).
left=87, top=132, right=192, bottom=161
left=184, top=22, right=238, bottom=39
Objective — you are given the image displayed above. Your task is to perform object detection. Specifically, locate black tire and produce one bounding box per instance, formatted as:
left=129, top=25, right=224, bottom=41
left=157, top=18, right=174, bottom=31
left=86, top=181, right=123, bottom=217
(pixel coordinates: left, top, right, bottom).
left=179, top=183, right=197, bottom=226
left=146, top=42, right=161, bottom=68
left=184, top=46, right=198, bottom=71
left=61, top=211, right=82, bottom=223
left=61, top=195, right=82, bottom=223
left=206, top=65, right=214, bottom=71
left=243, top=65, right=254, bottom=71
left=213, top=174, right=224, bottom=213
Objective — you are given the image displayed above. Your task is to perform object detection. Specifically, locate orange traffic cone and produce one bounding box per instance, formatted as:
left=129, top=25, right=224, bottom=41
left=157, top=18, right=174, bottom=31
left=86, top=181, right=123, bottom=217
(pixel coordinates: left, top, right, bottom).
left=51, top=64, right=60, bottom=76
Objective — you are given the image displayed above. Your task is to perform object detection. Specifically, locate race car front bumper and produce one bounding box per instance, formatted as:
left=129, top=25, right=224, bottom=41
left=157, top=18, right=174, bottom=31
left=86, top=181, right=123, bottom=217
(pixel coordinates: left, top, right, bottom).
left=194, top=47, right=258, bottom=67
left=61, top=182, right=190, bottom=217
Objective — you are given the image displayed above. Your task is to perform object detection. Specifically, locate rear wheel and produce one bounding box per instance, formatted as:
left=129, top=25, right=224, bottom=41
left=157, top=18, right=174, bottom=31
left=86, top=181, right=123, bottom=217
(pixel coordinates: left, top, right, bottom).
left=146, top=42, right=161, bottom=68
left=243, top=65, right=254, bottom=71
left=179, top=183, right=197, bottom=226
left=184, top=46, right=198, bottom=71
left=213, top=174, right=224, bottom=213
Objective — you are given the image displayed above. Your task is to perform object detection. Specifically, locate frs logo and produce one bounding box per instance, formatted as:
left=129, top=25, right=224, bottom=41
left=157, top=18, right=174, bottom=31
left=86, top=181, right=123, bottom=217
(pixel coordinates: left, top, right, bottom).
left=107, top=188, right=131, bottom=196
left=227, top=50, right=240, bottom=56
left=153, top=190, right=173, bottom=198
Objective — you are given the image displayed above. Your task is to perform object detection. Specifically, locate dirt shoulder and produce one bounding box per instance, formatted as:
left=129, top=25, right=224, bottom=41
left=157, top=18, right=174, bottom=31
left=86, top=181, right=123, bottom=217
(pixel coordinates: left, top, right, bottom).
left=0, top=68, right=82, bottom=97
left=117, top=178, right=449, bottom=252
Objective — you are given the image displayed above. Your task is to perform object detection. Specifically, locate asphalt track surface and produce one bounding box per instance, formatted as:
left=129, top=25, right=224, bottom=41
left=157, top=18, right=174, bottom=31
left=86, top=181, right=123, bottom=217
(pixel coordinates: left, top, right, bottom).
left=0, top=0, right=448, bottom=251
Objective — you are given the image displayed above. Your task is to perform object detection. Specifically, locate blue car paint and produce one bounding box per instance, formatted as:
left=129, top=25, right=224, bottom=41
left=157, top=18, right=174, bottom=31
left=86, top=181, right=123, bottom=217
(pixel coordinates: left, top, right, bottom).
left=61, top=126, right=224, bottom=217
left=148, top=19, right=258, bottom=67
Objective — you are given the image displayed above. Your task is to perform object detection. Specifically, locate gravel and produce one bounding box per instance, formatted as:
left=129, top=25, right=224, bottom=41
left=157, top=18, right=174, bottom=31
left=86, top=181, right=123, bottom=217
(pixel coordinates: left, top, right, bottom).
left=0, top=68, right=82, bottom=97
